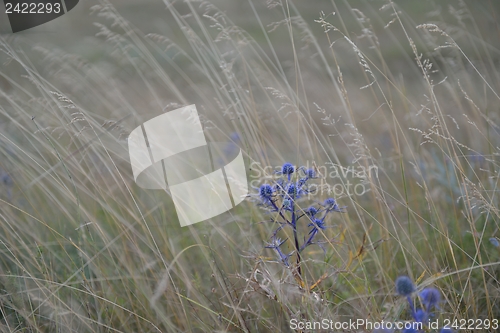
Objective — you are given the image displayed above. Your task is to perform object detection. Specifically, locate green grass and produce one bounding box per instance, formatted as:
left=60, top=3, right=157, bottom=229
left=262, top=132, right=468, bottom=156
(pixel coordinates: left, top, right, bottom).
left=0, top=0, right=499, bottom=332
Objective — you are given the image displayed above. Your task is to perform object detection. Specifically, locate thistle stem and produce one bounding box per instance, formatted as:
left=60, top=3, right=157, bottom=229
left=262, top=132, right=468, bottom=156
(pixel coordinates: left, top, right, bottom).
left=291, top=191, right=302, bottom=277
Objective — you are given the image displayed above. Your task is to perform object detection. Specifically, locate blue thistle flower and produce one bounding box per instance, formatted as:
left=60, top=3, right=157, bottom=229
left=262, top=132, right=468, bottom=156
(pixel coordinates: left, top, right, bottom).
left=308, top=218, right=326, bottom=231
left=420, top=287, right=441, bottom=311
left=282, top=162, right=294, bottom=175
left=305, top=206, right=318, bottom=217
left=259, top=184, right=273, bottom=201
left=255, top=162, right=345, bottom=276
left=281, top=162, right=295, bottom=181
left=323, top=197, right=345, bottom=212
left=305, top=168, right=315, bottom=178
left=395, top=276, right=416, bottom=296
left=286, top=183, right=297, bottom=197
left=324, top=197, right=336, bottom=207
left=391, top=276, right=448, bottom=333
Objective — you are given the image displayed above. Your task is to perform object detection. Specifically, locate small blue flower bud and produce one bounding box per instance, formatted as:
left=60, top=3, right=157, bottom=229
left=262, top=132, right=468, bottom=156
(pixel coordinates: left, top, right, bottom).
left=395, top=276, right=415, bottom=296
left=323, top=197, right=345, bottom=212
left=282, top=198, right=292, bottom=210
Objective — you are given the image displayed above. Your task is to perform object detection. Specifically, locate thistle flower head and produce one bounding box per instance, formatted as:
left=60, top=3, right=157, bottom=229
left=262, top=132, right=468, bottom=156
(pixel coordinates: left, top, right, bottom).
left=281, top=162, right=294, bottom=175
left=323, top=197, right=345, bottom=212
left=395, top=276, right=416, bottom=296
left=389, top=277, right=446, bottom=333
left=420, top=287, right=441, bottom=310
left=308, top=218, right=326, bottom=231
left=305, top=168, right=315, bottom=178
left=286, top=183, right=297, bottom=197
left=305, top=206, right=318, bottom=217
left=324, top=197, right=336, bottom=206
left=259, top=184, right=273, bottom=200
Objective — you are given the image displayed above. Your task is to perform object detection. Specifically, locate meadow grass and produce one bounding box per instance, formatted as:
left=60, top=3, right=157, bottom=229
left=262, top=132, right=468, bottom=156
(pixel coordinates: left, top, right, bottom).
left=0, top=0, right=499, bottom=332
